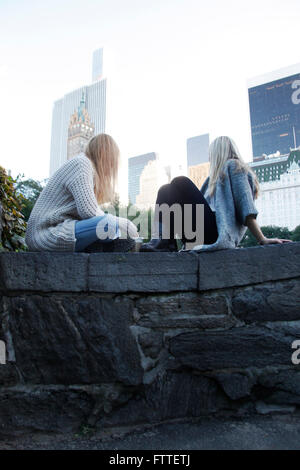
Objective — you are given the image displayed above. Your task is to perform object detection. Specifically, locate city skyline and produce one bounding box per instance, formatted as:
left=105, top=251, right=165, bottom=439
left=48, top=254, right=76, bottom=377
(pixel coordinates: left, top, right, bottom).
left=2, top=0, right=300, bottom=203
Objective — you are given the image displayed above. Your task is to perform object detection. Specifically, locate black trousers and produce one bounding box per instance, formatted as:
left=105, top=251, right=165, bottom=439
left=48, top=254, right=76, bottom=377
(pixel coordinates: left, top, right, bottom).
left=155, top=176, right=218, bottom=245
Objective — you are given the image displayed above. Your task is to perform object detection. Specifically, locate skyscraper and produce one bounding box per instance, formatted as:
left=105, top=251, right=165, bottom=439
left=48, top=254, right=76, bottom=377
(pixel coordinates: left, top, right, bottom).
left=128, top=152, right=157, bottom=205
left=49, top=48, right=106, bottom=176
left=187, top=134, right=210, bottom=167
left=186, top=133, right=210, bottom=189
left=248, top=64, right=300, bottom=160
left=92, top=48, right=103, bottom=82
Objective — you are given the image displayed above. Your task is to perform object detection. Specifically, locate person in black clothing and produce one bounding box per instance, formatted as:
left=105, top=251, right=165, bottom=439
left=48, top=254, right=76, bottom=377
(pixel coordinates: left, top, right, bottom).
left=140, top=175, right=218, bottom=252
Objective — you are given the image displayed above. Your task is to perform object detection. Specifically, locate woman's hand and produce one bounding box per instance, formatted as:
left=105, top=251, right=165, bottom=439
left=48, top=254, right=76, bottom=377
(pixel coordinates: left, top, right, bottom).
left=259, top=237, right=292, bottom=245
left=245, top=216, right=292, bottom=246
left=117, top=217, right=139, bottom=239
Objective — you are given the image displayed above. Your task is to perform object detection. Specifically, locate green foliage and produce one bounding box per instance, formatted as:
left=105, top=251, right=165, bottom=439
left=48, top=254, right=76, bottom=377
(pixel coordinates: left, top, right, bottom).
left=14, top=173, right=47, bottom=222
left=0, top=166, right=27, bottom=252
left=239, top=228, right=257, bottom=247
left=259, top=225, right=292, bottom=240
left=291, top=225, right=300, bottom=241
left=240, top=225, right=293, bottom=247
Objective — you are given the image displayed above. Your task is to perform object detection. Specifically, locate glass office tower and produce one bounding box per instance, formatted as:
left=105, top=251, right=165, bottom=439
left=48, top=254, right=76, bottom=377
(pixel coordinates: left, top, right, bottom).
left=248, top=65, right=300, bottom=160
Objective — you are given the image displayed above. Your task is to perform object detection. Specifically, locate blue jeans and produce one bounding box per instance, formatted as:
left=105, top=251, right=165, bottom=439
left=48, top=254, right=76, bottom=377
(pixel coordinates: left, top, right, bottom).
left=74, top=215, right=120, bottom=252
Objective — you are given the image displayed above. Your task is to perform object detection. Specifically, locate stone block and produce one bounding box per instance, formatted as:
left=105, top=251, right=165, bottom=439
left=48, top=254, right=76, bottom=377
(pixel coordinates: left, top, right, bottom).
left=213, top=371, right=256, bottom=400
left=96, top=371, right=230, bottom=428
left=0, top=252, right=88, bottom=292
left=88, top=252, right=198, bottom=292
left=258, top=369, right=300, bottom=405
left=169, top=325, right=300, bottom=370
left=232, top=278, right=300, bottom=323
left=3, top=295, right=143, bottom=386
left=198, top=242, right=300, bottom=291
left=136, top=292, right=229, bottom=316
left=135, top=292, right=234, bottom=329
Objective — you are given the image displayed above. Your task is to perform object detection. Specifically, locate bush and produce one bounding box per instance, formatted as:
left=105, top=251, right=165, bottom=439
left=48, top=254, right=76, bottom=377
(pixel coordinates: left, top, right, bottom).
left=240, top=225, right=293, bottom=247
left=0, top=166, right=27, bottom=252
left=292, top=225, right=300, bottom=242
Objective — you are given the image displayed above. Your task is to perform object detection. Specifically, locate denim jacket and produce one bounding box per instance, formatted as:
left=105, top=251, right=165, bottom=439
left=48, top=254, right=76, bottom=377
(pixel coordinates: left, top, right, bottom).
left=191, top=159, right=258, bottom=252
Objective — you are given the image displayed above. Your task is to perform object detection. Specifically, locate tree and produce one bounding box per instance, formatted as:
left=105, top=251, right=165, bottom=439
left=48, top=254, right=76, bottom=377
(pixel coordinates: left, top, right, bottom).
left=259, top=225, right=292, bottom=240
left=240, top=225, right=292, bottom=248
left=14, top=174, right=47, bottom=221
left=292, top=225, right=300, bottom=241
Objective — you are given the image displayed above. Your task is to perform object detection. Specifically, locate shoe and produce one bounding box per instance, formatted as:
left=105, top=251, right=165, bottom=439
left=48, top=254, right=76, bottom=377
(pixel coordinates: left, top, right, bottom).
left=140, top=238, right=178, bottom=252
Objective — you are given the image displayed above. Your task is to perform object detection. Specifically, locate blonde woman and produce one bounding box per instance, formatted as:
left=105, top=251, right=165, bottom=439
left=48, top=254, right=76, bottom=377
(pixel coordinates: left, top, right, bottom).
left=141, top=136, right=291, bottom=252
left=25, top=134, right=138, bottom=252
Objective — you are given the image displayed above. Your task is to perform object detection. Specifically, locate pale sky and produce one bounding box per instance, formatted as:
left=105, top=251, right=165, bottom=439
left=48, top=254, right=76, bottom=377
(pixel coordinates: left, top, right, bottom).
left=1, top=0, right=300, bottom=202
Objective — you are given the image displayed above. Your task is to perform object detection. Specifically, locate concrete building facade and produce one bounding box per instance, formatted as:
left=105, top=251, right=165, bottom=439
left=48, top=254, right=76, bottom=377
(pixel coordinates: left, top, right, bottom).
left=135, top=160, right=171, bottom=208
left=251, top=150, right=300, bottom=230
left=188, top=162, right=210, bottom=190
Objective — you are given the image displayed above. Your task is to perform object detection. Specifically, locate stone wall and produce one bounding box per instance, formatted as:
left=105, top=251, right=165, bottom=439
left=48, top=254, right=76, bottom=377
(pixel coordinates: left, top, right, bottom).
left=0, top=243, right=300, bottom=435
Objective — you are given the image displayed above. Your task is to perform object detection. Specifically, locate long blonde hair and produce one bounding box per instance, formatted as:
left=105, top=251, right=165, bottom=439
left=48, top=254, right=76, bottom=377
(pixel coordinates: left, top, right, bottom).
left=208, top=136, right=259, bottom=199
left=85, top=133, right=120, bottom=204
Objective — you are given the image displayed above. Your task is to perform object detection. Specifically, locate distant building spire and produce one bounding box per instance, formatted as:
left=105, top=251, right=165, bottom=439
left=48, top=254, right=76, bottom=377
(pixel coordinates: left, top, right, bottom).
left=67, top=93, right=95, bottom=160
left=78, top=91, right=86, bottom=122
left=293, top=126, right=297, bottom=149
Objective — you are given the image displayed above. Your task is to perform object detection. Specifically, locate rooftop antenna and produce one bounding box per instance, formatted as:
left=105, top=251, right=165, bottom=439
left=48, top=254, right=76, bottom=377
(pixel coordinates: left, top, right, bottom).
left=293, top=126, right=297, bottom=148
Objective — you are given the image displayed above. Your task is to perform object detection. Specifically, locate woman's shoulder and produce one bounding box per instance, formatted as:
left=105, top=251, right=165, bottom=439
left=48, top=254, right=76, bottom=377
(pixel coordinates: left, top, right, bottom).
left=68, top=153, right=92, bottom=168
left=59, top=154, right=94, bottom=176
left=49, top=154, right=95, bottom=190
left=224, top=158, right=253, bottom=177
left=223, top=159, right=256, bottom=195
left=223, top=158, right=241, bottom=172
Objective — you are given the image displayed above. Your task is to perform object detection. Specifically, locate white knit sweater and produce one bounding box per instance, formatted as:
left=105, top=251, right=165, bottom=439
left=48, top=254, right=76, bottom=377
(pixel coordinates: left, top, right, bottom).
left=25, top=154, right=108, bottom=252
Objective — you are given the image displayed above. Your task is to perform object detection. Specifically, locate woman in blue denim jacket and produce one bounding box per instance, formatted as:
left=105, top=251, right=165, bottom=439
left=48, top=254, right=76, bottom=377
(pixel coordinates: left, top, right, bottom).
left=141, top=136, right=291, bottom=252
